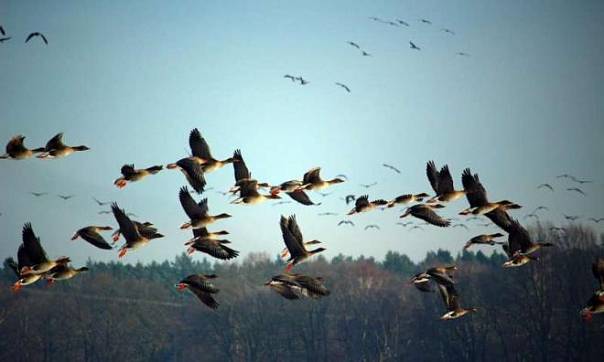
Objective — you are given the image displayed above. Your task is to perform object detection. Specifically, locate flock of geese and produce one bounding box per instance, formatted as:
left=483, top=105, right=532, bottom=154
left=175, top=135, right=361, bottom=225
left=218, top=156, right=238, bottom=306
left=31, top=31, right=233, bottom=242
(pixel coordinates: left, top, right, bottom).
left=3, top=127, right=602, bottom=320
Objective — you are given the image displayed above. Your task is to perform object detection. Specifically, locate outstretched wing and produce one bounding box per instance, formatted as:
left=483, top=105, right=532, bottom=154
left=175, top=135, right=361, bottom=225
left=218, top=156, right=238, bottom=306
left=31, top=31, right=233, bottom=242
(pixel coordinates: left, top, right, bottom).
left=189, top=128, right=212, bottom=160
left=45, top=133, right=65, bottom=150
left=179, top=187, right=205, bottom=219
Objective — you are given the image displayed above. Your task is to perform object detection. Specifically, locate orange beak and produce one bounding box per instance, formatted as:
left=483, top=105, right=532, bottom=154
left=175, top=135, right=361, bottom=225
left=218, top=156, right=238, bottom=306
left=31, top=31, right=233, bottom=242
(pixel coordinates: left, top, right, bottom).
left=175, top=283, right=188, bottom=291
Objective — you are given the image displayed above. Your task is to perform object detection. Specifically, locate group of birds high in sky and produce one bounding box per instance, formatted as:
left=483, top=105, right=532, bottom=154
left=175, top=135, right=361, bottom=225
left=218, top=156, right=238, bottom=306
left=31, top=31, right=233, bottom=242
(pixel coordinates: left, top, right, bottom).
left=281, top=16, right=469, bottom=94
left=2, top=126, right=602, bottom=319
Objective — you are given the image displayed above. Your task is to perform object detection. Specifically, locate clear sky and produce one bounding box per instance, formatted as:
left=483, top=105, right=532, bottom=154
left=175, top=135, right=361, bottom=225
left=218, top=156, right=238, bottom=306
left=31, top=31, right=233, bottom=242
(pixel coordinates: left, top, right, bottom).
left=1, top=0, right=603, bottom=265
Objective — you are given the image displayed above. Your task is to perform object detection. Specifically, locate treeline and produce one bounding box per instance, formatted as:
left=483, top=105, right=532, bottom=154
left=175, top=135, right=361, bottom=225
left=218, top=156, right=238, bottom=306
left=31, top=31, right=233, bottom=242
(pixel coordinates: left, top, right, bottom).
left=0, top=223, right=603, bottom=362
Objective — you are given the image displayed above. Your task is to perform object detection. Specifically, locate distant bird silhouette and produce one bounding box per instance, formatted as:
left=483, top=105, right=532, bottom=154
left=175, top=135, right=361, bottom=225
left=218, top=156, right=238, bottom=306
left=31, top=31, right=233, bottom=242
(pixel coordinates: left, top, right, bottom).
left=295, top=76, right=309, bottom=85
left=441, top=28, right=455, bottom=35
left=57, top=194, right=75, bottom=200
left=537, top=183, right=554, bottom=191
left=533, top=206, right=549, bottom=214
left=284, top=74, right=296, bottom=82
left=344, top=194, right=356, bottom=204
left=573, top=178, right=592, bottom=185
left=335, top=82, right=351, bottom=93
left=567, top=187, right=586, bottom=196
left=272, top=201, right=293, bottom=207
left=369, top=17, right=382, bottom=21
left=0, top=37, right=10, bottom=43
left=338, top=220, right=354, bottom=227
left=589, top=217, right=604, bottom=223
left=557, top=174, right=575, bottom=180
left=409, top=41, right=421, bottom=50
left=98, top=211, right=112, bottom=215
left=452, top=224, right=469, bottom=230
left=30, top=192, right=48, bottom=197
left=564, top=214, right=581, bottom=221
left=364, top=224, right=380, bottom=231
left=318, top=212, right=338, bottom=216
left=335, top=174, right=348, bottom=181
left=93, top=197, right=112, bottom=206
left=317, top=191, right=333, bottom=197
left=456, top=52, right=470, bottom=57
left=387, top=21, right=399, bottom=27
left=360, top=182, right=377, bottom=189
left=409, top=225, right=424, bottom=231
left=348, top=195, right=388, bottom=215
left=419, top=19, right=432, bottom=24
left=361, top=50, right=371, bottom=56
left=215, top=190, right=229, bottom=196
left=347, top=41, right=360, bottom=49
left=397, top=221, right=413, bottom=227
left=383, top=163, right=401, bottom=174
left=396, top=19, right=410, bottom=26
left=25, top=32, right=48, bottom=44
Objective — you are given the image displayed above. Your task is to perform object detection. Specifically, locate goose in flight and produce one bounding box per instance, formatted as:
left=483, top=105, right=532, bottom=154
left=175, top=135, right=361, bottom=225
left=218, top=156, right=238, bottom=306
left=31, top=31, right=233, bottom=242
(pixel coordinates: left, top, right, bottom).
left=567, top=187, right=586, bottom=196
left=338, top=220, right=354, bottom=226
left=361, top=50, right=371, bottom=56
left=57, top=194, right=75, bottom=200
left=168, top=128, right=234, bottom=174
left=456, top=52, right=470, bottom=56
left=589, top=217, right=604, bottom=223
left=400, top=204, right=450, bottom=227
left=111, top=203, right=162, bottom=258
left=346, top=41, right=360, bottom=49
left=437, top=282, right=478, bottom=320
left=409, top=41, right=421, bottom=50
left=25, top=32, right=48, bottom=44
left=280, top=215, right=325, bottom=272
left=318, top=212, right=338, bottom=216
left=419, top=19, right=432, bottom=25
left=360, top=182, right=377, bottom=189
left=284, top=74, right=296, bottom=81
left=441, top=28, right=455, bottom=35
left=464, top=233, right=505, bottom=250
left=175, top=274, right=220, bottom=309
left=396, top=19, right=409, bottom=26
left=71, top=226, right=114, bottom=250
left=344, top=194, right=356, bottom=204
left=387, top=193, right=429, bottom=208
left=300, top=167, right=345, bottom=191
left=265, top=273, right=330, bottom=300
left=0, top=135, right=44, bottom=160
left=347, top=195, right=388, bottom=215
left=537, top=183, right=554, bottom=191
left=564, top=214, right=581, bottom=221
left=461, top=168, right=516, bottom=231
left=179, top=187, right=231, bottom=228
left=427, top=161, right=466, bottom=203
left=37, top=133, right=90, bottom=159
left=185, top=230, right=238, bottom=260
left=364, top=224, right=380, bottom=231
left=30, top=192, right=48, bottom=197
left=93, top=197, right=112, bottom=206
left=383, top=163, right=401, bottom=174
left=335, top=82, right=351, bottom=92
left=114, top=164, right=163, bottom=189
left=501, top=219, right=553, bottom=267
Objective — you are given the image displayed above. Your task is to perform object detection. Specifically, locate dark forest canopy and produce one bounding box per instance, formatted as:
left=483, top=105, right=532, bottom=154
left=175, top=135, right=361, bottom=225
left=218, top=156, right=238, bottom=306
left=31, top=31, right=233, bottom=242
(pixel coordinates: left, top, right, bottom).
left=1, top=224, right=603, bottom=362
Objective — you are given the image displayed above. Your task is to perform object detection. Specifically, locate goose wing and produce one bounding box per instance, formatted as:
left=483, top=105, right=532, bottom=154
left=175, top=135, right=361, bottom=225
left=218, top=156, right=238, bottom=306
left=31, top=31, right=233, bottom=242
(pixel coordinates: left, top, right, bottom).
left=232, top=149, right=250, bottom=181
left=45, top=132, right=65, bottom=150
left=79, top=228, right=113, bottom=250
left=111, top=203, right=141, bottom=241
left=303, top=167, right=322, bottom=184
left=22, top=223, right=48, bottom=265
left=189, top=128, right=213, bottom=160
left=411, top=205, right=450, bottom=227
left=179, top=187, right=206, bottom=219
left=280, top=215, right=306, bottom=259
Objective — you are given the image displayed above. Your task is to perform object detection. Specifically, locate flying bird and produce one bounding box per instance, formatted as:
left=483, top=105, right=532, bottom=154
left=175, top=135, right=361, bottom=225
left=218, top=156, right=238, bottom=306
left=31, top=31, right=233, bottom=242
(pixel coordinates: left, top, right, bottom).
left=409, top=225, right=424, bottom=231
left=452, top=224, right=469, bottom=230
left=563, top=214, right=581, bottom=222
left=537, top=184, right=554, bottom=191
left=589, top=217, right=604, bottom=223
left=361, top=50, right=371, bottom=56
left=347, top=195, right=388, bottom=215
left=441, top=28, right=455, bottom=35
left=364, top=224, right=381, bottom=231
left=338, top=220, right=354, bottom=227
left=295, top=76, right=309, bottom=85
left=114, top=164, right=163, bottom=189
left=111, top=203, right=163, bottom=258
left=335, top=82, right=351, bottom=92
left=175, top=274, right=220, bottom=309
left=272, top=201, right=293, bottom=207
left=573, top=178, right=592, bottom=185
left=400, top=204, right=451, bottom=227
left=396, top=19, right=410, bottom=26
left=71, top=226, right=114, bottom=250
left=25, top=32, right=48, bottom=44
left=567, top=187, right=586, bottom=196
left=347, top=41, right=360, bottom=49
left=344, top=195, right=356, bottom=205
left=464, top=233, right=505, bottom=250
left=284, top=74, right=296, bottom=82
left=383, top=163, right=401, bottom=174
left=185, top=229, right=238, bottom=260
left=409, top=41, right=421, bottom=50
left=437, top=283, right=478, bottom=320
left=419, top=19, right=432, bottom=24
left=397, top=221, right=413, bottom=227
left=98, top=210, right=112, bottom=215
left=57, top=194, right=75, bottom=200
left=318, top=212, right=338, bottom=216
left=456, top=52, right=470, bottom=57
left=360, top=182, right=377, bottom=189
left=37, top=133, right=90, bottom=159
left=279, top=215, right=325, bottom=272
left=93, top=197, right=112, bottom=206
left=265, top=273, right=330, bottom=300
left=0, top=37, right=11, bottom=43
left=427, top=161, right=466, bottom=203
left=0, top=25, right=5, bottom=36
left=1, top=135, right=44, bottom=160
left=300, top=167, right=345, bottom=191
left=317, top=191, right=333, bottom=197
left=387, top=193, right=429, bottom=208
left=179, top=187, right=231, bottom=229
left=30, top=192, right=48, bottom=197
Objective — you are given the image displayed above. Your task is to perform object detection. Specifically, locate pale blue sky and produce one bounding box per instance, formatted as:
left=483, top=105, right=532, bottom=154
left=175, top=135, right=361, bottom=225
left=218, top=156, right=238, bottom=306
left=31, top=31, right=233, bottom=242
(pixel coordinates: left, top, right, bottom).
left=1, top=0, right=603, bottom=265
